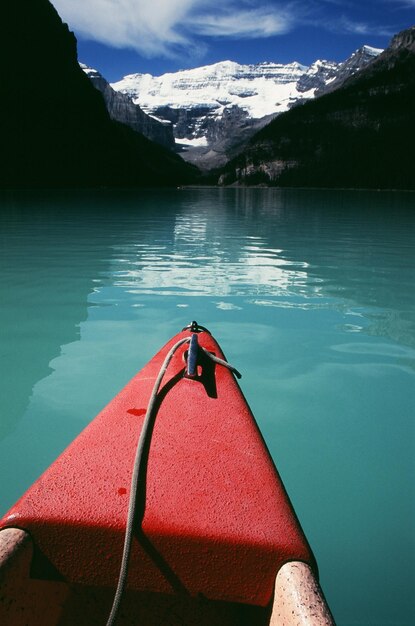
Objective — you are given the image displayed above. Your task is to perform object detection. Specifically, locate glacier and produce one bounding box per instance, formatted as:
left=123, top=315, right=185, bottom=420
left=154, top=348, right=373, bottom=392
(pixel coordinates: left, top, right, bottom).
left=111, top=60, right=311, bottom=120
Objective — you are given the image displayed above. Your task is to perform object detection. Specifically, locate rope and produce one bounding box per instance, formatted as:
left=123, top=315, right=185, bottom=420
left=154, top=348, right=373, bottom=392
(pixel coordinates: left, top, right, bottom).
left=105, top=336, right=190, bottom=626
left=105, top=331, right=241, bottom=625
left=200, top=347, right=242, bottom=379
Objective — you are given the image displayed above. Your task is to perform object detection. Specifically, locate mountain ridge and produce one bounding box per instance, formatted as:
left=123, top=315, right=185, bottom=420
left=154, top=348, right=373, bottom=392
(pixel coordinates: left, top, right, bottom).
left=215, top=25, right=415, bottom=190
left=109, top=45, right=382, bottom=170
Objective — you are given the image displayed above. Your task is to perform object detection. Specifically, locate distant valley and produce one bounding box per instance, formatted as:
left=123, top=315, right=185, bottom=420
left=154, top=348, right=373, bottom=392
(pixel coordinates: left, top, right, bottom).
left=1, top=0, right=414, bottom=190
left=96, top=46, right=382, bottom=170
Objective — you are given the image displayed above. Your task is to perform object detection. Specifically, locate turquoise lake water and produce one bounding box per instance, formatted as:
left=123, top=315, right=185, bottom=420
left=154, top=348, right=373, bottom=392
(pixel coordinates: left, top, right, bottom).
left=0, top=187, right=414, bottom=625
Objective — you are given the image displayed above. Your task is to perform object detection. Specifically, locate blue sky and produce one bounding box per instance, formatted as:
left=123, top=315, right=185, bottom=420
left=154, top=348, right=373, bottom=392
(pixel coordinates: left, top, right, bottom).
left=51, top=0, right=415, bottom=81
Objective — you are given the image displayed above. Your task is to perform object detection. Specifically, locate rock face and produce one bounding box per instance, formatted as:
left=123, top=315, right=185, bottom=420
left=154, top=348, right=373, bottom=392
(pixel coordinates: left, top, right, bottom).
left=111, top=50, right=381, bottom=170
left=389, top=25, right=415, bottom=52
left=217, top=26, right=415, bottom=190
left=296, top=60, right=339, bottom=93
left=0, top=0, right=196, bottom=188
left=316, top=45, right=384, bottom=95
left=81, top=64, right=175, bottom=150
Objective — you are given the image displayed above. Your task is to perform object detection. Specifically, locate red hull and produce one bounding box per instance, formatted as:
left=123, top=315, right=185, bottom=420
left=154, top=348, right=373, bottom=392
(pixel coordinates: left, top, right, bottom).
left=0, top=328, right=314, bottom=606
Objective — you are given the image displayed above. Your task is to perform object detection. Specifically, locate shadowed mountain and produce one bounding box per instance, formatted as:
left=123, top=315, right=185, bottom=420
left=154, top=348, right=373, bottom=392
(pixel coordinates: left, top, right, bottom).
left=81, top=64, right=176, bottom=151
left=0, top=0, right=197, bottom=188
left=112, top=48, right=381, bottom=173
left=216, top=26, right=415, bottom=190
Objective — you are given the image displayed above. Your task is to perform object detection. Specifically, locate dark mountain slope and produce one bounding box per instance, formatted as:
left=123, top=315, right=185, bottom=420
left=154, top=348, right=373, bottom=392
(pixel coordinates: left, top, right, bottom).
left=0, top=0, right=196, bottom=188
left=217, top=26, right=415, bottom=190
left=81, top=64, right=176, bottom=151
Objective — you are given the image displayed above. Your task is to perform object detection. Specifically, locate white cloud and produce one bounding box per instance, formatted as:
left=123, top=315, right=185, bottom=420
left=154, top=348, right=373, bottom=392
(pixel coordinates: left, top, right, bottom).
left=305, top=1, right=398, bottom=39
left=52, top=0, right=198, bottom=57
left=52, top=0, right=397, bottom=61
left=336, top=17, right=373, bottom=35
left=325, top=15, right=394, bottom=37
left=52, top=0, right=298, bottom=58
left=189, top=7, right=293, bottom=38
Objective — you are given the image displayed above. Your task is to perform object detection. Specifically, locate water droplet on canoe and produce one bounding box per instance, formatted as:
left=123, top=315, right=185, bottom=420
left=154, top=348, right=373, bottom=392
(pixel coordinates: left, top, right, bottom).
left=118, top=487, right=127, bottom=495
left=127, top=408, right=146, bottom=416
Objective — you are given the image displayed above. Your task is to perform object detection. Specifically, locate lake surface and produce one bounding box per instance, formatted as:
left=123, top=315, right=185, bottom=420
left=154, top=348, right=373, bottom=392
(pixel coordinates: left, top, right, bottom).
left=0, top=187, right=414, bottom=625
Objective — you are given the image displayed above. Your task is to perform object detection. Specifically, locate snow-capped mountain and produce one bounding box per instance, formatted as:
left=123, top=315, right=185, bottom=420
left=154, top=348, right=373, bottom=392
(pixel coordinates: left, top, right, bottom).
left=315, top=45, right=383, bottom=95
left=109, top=45, right=382, bottom=169
left=112, top=60, right=309, bottom=125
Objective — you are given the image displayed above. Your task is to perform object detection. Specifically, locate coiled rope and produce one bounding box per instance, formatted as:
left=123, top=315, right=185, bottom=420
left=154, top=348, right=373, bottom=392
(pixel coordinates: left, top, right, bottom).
left=105, top=331, right=240, bottom=626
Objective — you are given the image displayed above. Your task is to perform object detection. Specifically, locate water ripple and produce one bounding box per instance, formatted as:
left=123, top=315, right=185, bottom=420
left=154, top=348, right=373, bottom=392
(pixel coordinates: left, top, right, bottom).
left=110, top=227, right=313, bottom=298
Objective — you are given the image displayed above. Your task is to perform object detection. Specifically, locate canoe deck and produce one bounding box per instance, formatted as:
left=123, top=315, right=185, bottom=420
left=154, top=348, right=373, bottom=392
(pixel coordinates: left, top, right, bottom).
left=0, top=326, right=334, bottom=625
left=1, top=329, right=314, bottom=606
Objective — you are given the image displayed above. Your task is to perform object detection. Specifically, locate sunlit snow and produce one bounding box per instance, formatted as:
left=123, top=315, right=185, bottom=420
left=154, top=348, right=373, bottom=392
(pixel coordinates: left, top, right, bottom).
left=111, top=60, right=310, bottom=120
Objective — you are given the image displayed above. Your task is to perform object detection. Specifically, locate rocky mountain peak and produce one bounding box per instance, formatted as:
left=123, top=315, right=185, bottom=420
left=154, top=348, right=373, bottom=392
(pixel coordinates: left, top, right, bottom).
left=389, top=25, right=415, bottom=52
left=348, top=45, right=383, bottom=67
left=315, top=45, right=382, bottom=96
left=296, top=59, right=339, bottom=93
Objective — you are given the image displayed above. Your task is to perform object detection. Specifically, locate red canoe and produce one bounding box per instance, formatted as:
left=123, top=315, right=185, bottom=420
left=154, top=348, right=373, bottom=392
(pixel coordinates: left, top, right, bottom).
left=0, top=323, right=334, bottom=625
